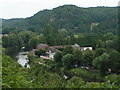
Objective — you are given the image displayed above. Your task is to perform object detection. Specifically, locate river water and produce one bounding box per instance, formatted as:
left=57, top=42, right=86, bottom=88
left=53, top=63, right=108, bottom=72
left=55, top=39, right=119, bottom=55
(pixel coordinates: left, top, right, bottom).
left=16, top=52, right=30, bottom=68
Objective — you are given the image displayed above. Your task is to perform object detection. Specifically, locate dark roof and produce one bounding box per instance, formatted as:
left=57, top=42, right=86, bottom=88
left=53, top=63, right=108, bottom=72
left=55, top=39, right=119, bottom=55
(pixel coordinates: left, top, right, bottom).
left=74, top=44, right=80, bottom=47
left=37, top=44, right=48, bottom=48
left=49, top=46, right=64, bottom=48
left=47, top=47, right=58, bottom=53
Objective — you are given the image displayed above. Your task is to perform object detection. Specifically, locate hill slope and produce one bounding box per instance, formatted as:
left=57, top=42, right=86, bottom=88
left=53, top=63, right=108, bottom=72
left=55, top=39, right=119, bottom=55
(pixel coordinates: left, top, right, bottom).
left=2, top=5, right=118, bottom=34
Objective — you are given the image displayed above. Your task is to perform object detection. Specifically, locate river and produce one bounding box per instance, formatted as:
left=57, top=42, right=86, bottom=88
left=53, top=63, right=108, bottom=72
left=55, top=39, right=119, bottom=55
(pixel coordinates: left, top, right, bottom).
left=16, top=52, right=30, bottom=68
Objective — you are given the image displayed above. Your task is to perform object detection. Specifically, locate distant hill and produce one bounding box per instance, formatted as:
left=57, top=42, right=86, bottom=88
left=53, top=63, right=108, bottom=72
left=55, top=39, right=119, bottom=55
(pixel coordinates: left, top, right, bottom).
left=2, top=5, right=118, bottom=34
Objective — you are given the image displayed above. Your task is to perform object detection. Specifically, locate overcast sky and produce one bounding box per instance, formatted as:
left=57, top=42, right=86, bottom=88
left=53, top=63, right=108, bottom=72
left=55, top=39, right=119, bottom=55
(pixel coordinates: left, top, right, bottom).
left=0, top=0, right=120, bottom=19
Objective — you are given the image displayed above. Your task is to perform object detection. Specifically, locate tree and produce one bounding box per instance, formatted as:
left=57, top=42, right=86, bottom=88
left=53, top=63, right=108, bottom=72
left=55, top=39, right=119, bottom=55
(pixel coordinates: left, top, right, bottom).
left=65, top=76, right=85, bottom=88
left=19, top=30, right=37, bottom=50
left=46, top=35, right=55, bottom=46
left=73, top=49, right=83, bottom=66
left=28, top=35, right=46, bottom=49
left=35, top=49, right=46, bottom=57
left=62, top=54, right=74, bottom=70
left=63, top=45, right=74, bottom=55
left=83, top=49, right=95, bottom=67
left=93, top=53, right=109, bottom=77
left=2, top=54, right=32, bottom=88
left=95, top=48, right=107, bottom=57
left=54, top=51, right=63, bottom=68
left=2, top=31, right=23, bottom=56
left=96, top=40, right=105, bottom=48
left=108, top=50, right=120, bottom=73
left=54, top=51, right=63, bottom=63
left=105, top=74, right=120, bottom=86
left=105, top=40, right=113, bottom=49
left=104, top=33, right=115, bottom=40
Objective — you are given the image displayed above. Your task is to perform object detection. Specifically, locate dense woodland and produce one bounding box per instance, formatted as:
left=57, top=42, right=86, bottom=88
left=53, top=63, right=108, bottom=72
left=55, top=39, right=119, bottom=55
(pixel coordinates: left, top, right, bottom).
left=1, top=5, right=120, bottom=88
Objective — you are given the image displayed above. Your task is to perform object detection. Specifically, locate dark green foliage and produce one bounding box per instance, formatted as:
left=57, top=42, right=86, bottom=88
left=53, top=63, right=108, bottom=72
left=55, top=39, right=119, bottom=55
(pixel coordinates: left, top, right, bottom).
left=54, top=51, right=63, bottom=63
left=95, top=48, right=107, bottom=57
left=35, top=49, right=46, bottom=57
left=62, top=54, right=74, bottom=70
left=2, top=31, right=23, bottom=56
left=28, top=35, right=46, bottom=49
left=68, top=68, right=102, bottom=82
left=63, top=45, right=74, bottom=55
left=65, top=76, right=85, bottom=88
left=2, top=5, right=118, bottom=34
left=1, top=5, right=119, bottom=88
left=82, top=49, right=95, bottom=67
left=19, top=30, right=37, bottom=50
left=93, top=53, right=110, bottom=77
left=108, top=51, right=120, bottom=73
left=45, top=35, right=55, bottom=46
left=73, top=49, right=82, bottom=66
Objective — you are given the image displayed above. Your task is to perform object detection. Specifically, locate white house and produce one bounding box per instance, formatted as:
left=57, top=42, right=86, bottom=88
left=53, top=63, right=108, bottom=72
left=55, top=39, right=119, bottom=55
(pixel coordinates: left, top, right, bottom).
left=80, top=47, right=92, bottom=51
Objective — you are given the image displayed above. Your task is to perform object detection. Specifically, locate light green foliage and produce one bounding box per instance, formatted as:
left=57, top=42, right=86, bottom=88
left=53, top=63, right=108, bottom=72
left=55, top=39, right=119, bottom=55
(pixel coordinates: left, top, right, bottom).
left=28, top=63, right=64, bottom=88
left=65, top=76, right=85, bottom=88
left=2, top=54, right=32, bottom=88
left=104, top=74, right=120, bottom=87
left=84, top=82, right=117, bottom=88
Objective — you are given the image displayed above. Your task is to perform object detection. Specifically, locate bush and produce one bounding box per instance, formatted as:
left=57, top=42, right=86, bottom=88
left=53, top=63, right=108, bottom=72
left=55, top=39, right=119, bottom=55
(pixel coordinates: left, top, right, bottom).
left=65, top=76, right=85, bottom=88
left=68, top=68, right=102, bottom=81
left=104, top=74, right=120, bottom=87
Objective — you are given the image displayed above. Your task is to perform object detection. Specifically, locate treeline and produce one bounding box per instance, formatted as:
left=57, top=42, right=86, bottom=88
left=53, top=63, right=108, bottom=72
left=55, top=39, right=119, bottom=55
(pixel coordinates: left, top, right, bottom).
left=2, top=24, right=120, bottom=57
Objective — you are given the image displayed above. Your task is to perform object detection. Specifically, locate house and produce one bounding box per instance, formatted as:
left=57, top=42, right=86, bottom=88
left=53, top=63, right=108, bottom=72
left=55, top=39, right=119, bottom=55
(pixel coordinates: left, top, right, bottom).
left=33, top=43, right=92, bottom=59
left=72, top=44, right=92, bottom=51
left=46, top=47, right=58, bottom=59
left=72, top=44, right=80, bottom=49
left=37, top=44, right=49, bottom=49
left=80, top=47, right=92, bottom=51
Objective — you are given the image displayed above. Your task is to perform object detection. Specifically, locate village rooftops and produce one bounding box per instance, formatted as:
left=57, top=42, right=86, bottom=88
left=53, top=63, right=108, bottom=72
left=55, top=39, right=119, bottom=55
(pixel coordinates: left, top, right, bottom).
left=49, top=46, right=64, bottom=48
left=36, top=43, right=92, bottom=51
left=72, top=44, right=80, bottom=49
left=37, top=44, right=49, bottom=49
left=46, top=47, right=58, bottom=53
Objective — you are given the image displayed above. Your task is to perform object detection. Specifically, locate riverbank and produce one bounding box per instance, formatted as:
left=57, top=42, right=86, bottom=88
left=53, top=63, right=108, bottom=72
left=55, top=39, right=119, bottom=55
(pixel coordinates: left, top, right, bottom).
left=16, top=51, right=30, bottom=68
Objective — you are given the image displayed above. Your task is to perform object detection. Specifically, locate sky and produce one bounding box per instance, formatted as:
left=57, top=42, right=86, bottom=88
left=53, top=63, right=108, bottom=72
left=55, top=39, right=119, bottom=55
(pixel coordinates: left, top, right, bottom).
left=0, top=0, right=120, bottom=19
